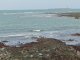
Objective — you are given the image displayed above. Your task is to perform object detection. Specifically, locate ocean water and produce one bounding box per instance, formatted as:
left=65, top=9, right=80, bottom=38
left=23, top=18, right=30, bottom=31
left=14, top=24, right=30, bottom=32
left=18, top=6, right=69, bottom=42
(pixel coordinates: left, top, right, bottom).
left=0, top=9, right=80, bottom=45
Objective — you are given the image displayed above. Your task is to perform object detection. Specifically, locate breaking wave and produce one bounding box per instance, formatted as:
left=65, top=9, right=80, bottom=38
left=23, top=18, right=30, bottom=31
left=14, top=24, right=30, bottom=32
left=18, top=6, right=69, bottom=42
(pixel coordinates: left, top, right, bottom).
left=33, top=30, right=41, bottom=32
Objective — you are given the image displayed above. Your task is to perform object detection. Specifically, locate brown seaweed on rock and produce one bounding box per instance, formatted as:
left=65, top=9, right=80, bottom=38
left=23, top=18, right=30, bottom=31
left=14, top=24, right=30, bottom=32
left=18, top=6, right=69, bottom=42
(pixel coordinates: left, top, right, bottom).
left=0, top=42, right=5, bottom=48
left=71, top=33, right=80, bottom=36
left=0, top=38, right=80, bottom=60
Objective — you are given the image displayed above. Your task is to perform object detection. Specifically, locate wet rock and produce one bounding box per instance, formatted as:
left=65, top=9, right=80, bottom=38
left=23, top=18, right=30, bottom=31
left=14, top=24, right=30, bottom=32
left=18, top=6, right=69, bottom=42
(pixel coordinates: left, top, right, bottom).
left=71, top=33, right=80, bottom=36
left=2, top=41, right=8, bottom=42
left=0, top=42, right=5, bottom=48
left=75, top=14, right=79, bottom=19
left=1, top=38, right=80, bottom=60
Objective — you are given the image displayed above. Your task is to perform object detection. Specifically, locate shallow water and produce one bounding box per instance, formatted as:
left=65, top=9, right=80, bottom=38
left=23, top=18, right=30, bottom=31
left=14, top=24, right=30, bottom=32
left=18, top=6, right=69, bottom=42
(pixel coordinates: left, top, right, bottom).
left=0, top=9, right=80, bottom=45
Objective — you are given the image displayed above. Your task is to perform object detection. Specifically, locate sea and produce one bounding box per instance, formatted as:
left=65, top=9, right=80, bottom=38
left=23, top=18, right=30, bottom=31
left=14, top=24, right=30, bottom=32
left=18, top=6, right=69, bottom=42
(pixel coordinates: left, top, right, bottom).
left=0, top=9, right=80, bottom=46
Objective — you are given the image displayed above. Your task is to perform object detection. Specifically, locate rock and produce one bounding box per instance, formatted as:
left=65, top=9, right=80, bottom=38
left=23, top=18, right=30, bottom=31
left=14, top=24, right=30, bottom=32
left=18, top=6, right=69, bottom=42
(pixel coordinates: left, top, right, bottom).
left=30, top=55, right=33, bottom=58
left=71, top=33, right=80, bottom=36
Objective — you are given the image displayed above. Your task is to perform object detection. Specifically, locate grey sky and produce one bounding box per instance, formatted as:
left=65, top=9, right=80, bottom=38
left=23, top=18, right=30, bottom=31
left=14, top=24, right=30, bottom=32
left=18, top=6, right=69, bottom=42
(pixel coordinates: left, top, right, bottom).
left=0, top=0, right=80, bottom=10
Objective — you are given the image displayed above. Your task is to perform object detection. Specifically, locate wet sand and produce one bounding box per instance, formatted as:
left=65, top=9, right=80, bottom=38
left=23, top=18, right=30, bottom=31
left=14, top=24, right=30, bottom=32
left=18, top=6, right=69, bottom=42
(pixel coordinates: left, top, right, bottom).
left=0, top=37, right=80, bottom=60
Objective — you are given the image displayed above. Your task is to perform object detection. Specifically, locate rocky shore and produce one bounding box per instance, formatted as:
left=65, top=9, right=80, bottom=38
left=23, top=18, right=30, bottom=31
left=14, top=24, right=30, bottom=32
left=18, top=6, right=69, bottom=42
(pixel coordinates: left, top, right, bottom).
left=44, top=12, right=80, bottom=19
left=71, top=33, right=80, bottom=36
left=0, top=37, right=80, bottom=60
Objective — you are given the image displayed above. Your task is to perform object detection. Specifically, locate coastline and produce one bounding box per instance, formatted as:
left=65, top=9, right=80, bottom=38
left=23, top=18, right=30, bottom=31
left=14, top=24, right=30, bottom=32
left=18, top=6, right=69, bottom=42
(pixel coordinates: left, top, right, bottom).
left=0, top=37, right=80, bottom=60
left=0, top=10, right=80, bottom=59
left=44, top=12, right=80, bottom=19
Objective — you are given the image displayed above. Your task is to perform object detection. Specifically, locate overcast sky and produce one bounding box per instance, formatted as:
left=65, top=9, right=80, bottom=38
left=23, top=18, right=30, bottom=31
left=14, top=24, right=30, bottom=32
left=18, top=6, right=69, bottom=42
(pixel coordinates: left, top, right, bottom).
left=0, top=0, right=80, bottom=10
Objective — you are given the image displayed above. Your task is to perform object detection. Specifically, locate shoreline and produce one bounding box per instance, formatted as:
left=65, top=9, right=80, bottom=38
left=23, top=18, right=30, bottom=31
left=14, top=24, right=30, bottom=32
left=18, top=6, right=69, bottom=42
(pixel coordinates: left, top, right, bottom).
left=0, top=37, right=80, bottom=60
left=44, top=12, right=80, bottom=19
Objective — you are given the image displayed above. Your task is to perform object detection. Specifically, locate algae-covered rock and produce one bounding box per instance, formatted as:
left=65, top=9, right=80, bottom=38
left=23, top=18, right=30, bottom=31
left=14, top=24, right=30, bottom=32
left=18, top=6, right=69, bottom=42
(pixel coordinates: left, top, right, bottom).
left=71, top=33, right=80, bottom=36
left=0, top=38, right=80, bottom=60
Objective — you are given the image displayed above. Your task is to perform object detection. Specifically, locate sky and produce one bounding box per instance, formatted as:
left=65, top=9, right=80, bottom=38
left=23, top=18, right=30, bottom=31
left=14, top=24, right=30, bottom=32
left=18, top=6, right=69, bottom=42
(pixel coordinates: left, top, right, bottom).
left=0, top=0, right=80, bottom=10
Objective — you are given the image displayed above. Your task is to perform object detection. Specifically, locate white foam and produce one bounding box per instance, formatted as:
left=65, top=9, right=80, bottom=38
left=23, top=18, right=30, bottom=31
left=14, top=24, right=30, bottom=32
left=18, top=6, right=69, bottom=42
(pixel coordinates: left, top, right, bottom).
left=46, top=16, right=51, bottom=17
left=2, top=38, right=37, bottom=46
left=0, top=34, right=26, bottom=37
left=2, top=12, right=55, bottom=18
left=2, top=12, right=33, bottom=15
left=24, top=36, right=30, bottom=38
left=8, top=34, right=26, bottom=37
left=33, top=30, right=41, bottom=32
left=44, top=31, right=59, bottom=34
left=24, top=12, right=34, bottom=14
left=3, top=13, right=16, bottom=15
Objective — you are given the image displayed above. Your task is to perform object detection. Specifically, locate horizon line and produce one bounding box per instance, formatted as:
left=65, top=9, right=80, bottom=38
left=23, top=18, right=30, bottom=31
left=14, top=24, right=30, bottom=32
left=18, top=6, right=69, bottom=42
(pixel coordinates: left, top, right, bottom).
left=0, top=8, right=80, bottom=10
